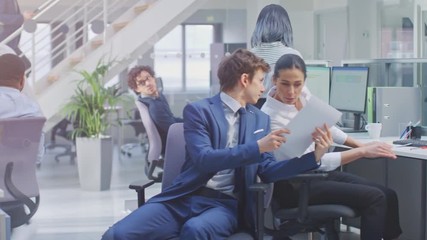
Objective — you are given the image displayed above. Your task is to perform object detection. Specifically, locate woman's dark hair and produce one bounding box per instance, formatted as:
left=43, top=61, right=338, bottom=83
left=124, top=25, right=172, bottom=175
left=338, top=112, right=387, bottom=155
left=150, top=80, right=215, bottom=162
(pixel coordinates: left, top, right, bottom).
left=127, top=65, right=155, bottom=91
left=273, top=54, right=306, bottom=79
left=251, top=4, right=294, bottom=48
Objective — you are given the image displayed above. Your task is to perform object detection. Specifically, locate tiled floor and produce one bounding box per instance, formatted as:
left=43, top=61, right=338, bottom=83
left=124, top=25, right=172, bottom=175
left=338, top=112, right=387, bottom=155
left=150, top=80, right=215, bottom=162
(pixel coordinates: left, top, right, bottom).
left=10, top=144, right=360, bottom=240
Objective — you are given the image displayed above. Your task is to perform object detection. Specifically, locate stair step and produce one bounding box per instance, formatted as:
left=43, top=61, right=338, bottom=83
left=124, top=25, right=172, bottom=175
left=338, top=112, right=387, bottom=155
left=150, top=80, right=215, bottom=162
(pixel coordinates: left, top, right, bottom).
left=91, top=39, right=103, bottom=48
left=47, top=74, right=59, bottom=84
left=134, top=4, right=149, bottom=14
left=69, top=55, right=84, bottom=66
left=113, top=21, right=129, bottom=31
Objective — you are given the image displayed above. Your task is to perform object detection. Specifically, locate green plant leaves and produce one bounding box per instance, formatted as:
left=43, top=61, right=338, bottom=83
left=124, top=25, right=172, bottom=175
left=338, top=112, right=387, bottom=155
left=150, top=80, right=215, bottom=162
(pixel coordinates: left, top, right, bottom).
left=63, top=59, right=127, bottom=139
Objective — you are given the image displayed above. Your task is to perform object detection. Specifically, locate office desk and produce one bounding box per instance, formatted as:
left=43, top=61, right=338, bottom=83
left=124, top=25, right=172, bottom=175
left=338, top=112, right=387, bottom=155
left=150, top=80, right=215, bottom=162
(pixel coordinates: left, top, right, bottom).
left=337, top=133, right=427, bottom=240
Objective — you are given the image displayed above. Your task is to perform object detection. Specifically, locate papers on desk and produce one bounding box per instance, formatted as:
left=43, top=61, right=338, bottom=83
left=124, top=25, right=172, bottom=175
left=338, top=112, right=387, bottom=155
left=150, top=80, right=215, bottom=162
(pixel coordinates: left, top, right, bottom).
left=276, top=95, right=342, bottom=160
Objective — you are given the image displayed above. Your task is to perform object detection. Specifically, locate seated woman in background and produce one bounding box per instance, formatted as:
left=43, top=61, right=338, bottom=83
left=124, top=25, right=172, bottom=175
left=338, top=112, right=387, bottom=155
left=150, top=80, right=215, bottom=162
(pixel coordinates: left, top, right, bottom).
left=261, top=53, right=402, bottom=240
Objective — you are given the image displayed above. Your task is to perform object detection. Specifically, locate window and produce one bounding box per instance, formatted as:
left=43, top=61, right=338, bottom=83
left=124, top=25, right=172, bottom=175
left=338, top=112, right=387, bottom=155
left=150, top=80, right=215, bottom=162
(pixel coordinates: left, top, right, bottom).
left=185, top=25, right=213, bottom=90
left=154, top=24, right=214, bottom=92
left=154, top=26, right=183, bottom=91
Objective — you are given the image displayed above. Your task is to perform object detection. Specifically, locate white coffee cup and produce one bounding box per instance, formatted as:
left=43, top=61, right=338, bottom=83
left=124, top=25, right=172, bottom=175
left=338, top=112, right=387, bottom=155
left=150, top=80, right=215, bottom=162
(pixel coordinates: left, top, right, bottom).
left=365, top=123, right=382, bottom=139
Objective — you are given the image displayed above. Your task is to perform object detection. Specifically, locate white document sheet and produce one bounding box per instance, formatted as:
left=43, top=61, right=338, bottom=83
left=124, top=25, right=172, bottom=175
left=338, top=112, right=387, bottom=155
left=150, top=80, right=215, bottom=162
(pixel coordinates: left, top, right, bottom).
left=276, top=95, right=342, bottom=159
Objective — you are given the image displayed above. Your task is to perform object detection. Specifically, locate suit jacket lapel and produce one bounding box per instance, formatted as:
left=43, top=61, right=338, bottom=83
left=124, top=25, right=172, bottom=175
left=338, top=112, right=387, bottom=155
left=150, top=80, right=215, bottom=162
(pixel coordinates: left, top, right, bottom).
left=209, top=94, right=228, bottom=149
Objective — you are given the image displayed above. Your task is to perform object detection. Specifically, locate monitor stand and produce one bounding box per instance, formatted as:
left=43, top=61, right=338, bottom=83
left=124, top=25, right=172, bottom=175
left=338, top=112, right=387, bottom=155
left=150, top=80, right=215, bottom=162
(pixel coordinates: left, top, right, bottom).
left=340, top=113, right=367, bottom=133
left=353, top=113, right=362, bottom=131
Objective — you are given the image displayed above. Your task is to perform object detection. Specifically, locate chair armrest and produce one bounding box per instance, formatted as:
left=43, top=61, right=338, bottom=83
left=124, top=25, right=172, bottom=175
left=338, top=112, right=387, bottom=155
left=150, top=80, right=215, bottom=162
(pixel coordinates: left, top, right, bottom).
left=289, top=172, right=329, bottom=223
left=289, top=172, right=328, bottom=182
left=248, top=183, right=269, bottom=240
left=129, top=179, right=156, bottom=207
left=146, top=159, right=163, bottom=182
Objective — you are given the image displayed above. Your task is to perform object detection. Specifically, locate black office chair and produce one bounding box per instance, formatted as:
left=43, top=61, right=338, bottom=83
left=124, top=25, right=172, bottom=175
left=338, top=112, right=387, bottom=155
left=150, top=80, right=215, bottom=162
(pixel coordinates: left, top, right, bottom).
left=46, top=119, right=76, bottom=164
left=265, top=173, right=360, bottom=240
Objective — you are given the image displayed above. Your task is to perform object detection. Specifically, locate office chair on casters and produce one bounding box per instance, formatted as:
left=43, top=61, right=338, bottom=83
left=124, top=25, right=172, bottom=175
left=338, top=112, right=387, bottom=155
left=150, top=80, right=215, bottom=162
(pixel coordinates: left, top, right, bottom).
left=265, top=173, right=360, bottom=240
left=134, top=100, right=163, bottom=182
left=129, top=123, right=270, bottom=240
left=46, top=119, right=76, bottom=164
left=0, top=117, right=46, bottom=229
left=119, top=109, right=147, bottom=158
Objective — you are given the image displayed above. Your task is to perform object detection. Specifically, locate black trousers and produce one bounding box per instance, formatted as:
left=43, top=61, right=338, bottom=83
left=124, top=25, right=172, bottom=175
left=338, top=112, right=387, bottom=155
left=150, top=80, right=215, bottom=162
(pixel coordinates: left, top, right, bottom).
left=274, top=171, right=402, bottom=240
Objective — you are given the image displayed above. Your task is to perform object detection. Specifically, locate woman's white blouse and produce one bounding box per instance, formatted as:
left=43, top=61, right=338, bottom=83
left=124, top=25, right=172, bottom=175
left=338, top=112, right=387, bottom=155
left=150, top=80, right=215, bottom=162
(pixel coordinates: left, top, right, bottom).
left=261, top=86, right=347, bottom=171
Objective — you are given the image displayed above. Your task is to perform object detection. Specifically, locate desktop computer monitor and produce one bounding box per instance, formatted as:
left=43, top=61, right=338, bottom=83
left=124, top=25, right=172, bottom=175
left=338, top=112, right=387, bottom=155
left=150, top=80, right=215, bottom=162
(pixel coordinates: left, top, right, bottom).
left=305, top=66, right=330, bottom=103
left=329, top=66, right=369, bottom=131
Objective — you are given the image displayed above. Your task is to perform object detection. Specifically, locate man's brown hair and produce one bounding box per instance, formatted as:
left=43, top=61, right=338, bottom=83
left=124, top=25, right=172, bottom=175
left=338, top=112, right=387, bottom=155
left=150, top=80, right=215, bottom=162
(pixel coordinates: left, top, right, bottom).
left=217, top=49, right=270, bottom=92
left=127, top=65, right=155, bottom=91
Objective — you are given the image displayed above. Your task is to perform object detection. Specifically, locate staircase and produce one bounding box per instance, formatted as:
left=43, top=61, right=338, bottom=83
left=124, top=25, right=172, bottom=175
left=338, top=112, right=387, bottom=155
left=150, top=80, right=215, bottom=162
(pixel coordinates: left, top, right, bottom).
left=2, top=0, right=207, bottom=130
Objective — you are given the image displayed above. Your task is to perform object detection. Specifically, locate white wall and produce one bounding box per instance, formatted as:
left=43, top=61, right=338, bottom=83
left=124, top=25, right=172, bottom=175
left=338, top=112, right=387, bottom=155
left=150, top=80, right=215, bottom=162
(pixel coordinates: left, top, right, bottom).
left=290, top=11, right=315, bottom=59
left=348, top=0, right=379, bottom=59
left=313, top=0, right=347, bottom=11
left=316, top=8, right=348, bottom=65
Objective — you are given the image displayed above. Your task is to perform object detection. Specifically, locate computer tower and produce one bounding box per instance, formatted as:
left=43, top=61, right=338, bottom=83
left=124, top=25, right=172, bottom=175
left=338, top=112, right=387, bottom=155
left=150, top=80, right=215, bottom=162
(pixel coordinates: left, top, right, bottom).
left=368, top=87, right=421, bottom=137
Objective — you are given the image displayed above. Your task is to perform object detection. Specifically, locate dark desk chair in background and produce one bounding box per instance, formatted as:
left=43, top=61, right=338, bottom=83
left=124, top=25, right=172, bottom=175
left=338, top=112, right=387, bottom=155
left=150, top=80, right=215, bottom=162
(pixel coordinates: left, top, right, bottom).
left=45, top=119, right=76, bottom=164
left=120, top=108, right=147, bottom=158
left=0, top=117, right=46, bottom=229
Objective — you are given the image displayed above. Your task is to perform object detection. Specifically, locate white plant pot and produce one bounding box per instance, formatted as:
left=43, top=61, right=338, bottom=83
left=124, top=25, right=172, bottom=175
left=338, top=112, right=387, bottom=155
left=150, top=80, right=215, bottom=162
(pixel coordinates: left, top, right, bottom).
left=76, top=136, right=113, bottom=191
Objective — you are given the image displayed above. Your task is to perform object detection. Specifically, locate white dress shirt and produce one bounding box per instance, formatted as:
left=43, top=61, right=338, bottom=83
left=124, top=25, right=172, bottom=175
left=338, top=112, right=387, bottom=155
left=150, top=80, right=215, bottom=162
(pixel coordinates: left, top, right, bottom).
left=261, top=86, right=347, bottom=171
left=0, top=86, right=43, bottom=118
left=0, top=86, right=45, bottom=163
left=205, top=92, right=242, bottom=195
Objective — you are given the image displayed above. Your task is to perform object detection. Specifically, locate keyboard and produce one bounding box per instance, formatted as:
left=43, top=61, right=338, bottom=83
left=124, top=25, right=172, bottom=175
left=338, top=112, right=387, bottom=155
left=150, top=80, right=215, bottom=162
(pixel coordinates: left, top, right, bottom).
left=392, top=139, right=427, bottom=147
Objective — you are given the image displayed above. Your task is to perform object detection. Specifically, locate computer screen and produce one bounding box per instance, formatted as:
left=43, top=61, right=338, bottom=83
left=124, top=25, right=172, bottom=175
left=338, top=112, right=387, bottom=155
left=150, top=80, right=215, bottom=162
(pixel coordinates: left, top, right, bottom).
left=305, top=66, right=330, bottom=103
left=329, top=66, right=369, bottom=112
left=329, top=66, right=369, bottom=131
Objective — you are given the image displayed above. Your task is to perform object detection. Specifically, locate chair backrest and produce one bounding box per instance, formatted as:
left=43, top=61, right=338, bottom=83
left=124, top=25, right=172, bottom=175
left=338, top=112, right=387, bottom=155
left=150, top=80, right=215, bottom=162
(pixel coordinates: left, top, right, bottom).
left=161, top=123, right=185, bottom=191
left=135, top=100, right=162, bottom=163
left=0, top=117, right=46, bottom=202
left=156, top=77, right=164, bottom=93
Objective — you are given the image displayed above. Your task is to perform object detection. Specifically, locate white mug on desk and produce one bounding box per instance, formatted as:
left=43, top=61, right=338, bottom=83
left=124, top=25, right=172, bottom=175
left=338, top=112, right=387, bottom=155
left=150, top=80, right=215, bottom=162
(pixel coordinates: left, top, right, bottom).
left=365, top=123, right=382, bottom=139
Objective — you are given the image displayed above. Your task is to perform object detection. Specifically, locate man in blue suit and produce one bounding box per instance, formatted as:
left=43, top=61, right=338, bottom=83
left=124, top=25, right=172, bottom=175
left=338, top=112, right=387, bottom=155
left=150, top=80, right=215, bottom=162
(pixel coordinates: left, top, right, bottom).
left=102, top=49, right=332, bottom=239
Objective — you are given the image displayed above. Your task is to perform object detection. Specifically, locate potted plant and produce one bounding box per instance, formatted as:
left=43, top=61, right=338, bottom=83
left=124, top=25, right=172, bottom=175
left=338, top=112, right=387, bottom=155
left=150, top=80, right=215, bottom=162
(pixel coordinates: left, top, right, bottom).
left=64, top=60, right=126, bottom=191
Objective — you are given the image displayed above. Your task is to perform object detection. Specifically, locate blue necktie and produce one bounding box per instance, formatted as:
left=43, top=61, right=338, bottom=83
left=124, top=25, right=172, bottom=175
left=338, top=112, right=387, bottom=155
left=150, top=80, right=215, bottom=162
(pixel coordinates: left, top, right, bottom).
left=235, top=107, right=247, bottom=225
left=235, top=107, right=247, bottom=193
left=238, top=107, right=247, bottom=144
